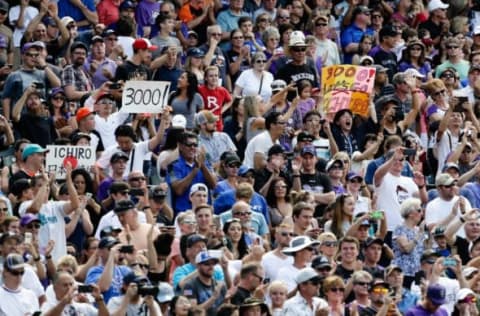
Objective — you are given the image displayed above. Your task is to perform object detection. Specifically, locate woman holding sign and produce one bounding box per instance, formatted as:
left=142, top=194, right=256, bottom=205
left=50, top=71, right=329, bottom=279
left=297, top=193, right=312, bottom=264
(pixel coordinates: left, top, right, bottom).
left=169, top=71, right=204, bottom=130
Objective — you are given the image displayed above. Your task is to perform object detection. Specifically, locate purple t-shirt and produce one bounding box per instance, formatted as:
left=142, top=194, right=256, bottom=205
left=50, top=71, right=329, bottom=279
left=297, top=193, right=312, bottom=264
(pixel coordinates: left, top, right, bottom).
left=405, top=305, right=448, bottom=316
left=135, top=0, right=160, bottom=36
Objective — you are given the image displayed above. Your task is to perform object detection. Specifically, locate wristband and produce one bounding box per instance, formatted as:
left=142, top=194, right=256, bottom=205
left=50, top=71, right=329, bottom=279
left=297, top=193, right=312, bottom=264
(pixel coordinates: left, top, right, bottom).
left=459, top=216, right=465, bottom=223
left=418, top=185, right=425, bottom=189
left=143, top=206, right=151, bottom=210
left=45, top=255, right=52, bottom=260
left=33, top=257, right=40, bottom=262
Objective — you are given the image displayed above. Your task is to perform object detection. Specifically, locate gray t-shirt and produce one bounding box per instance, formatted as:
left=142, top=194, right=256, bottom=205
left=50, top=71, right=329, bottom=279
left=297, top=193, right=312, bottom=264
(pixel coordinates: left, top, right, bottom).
left=170, top=92, right=204, bottom=129
left=150, top=35, right=182, bottom=59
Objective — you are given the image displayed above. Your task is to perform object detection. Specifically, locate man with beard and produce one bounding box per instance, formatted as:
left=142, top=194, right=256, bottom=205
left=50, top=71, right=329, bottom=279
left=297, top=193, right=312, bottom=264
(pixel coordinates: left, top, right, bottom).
left=373, top=65, right=394, bottom=101
left=261, top=223, right=294, bottom=281
left=61, top=41, right=93, bottom=103
left=361, top=279, right=401, bottom=315
left=195, top=110, right=236, bottom=167
left=182, top=250, right=227, bottom=316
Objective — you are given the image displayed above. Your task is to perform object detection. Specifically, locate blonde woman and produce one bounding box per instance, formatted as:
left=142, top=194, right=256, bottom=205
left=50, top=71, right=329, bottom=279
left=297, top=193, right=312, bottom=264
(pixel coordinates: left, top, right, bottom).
left=268, top=281, right=288, bottom=313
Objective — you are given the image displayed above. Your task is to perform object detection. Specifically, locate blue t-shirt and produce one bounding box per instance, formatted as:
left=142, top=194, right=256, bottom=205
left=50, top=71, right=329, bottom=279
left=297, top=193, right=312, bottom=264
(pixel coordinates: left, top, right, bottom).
left=172, top=263, right=224, bottom=293
left=340, top=24, right=374, bottom=64
left=58, top=0, right=96, bottom=31
left=405, top=305, right=448, bottom=316
left=85, top=265, right=132, bottom=303
left=213, top=189, right=269, bottom=224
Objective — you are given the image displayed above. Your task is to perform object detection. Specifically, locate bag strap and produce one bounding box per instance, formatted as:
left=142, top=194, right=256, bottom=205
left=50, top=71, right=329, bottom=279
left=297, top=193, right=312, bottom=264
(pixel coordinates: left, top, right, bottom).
left=258, top=73, right=264, bottom=94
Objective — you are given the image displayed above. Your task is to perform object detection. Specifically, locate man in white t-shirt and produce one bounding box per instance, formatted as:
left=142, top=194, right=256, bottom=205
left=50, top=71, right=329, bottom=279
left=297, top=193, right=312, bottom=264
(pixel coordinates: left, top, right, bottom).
left=374, top=147, right=426, bottom=243
left=0, top=254, right=39, bottom=315
left=243, top=111, right=286, bottom=170
left=275, top=236, right=319, bottom=292
left=18, top=165, right=79, bottom=262
left=425, top=173, right=471, bottom=236
left=261, top=223, right=294, bottom=281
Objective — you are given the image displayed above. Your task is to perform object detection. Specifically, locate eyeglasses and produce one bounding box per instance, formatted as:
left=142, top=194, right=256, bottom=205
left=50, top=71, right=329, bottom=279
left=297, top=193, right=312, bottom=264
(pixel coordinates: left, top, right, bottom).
left=330, top=287, right=345, bottom=293
left=355, top=281, right=370, bottom=287
left=316, top=23, right=328, bottom=27
left=305, top=247, right=315, bottom=252
left=0, top=208, right=8, bottom=212
left=8, top=269, right=25, bottom=276
left=52, top=96, right=65, bottom=101
left=322, top=241, right=337, bottom=247
left=26, top=223, right=41, bottom=229
left=441, top=73, right=454, bottom=79
left=183, top=142, right=198, bottom=148
left=275, top=185, right=287, bottom=189
left=291, top=47, right=307, bottom=52
left=255, top=59, right=267, bottom=64
left=433, top=89, right=446, bottom=97
left=233, top=36, right=244, bottom=40
left=183, top=220, right=197, bottom=225
left=447, top=45, right=459, bottom=49
left=129, top=177, right=146, bottom=182
left=253, top=273, right=264, bottom=281
left=372, top=287, right=389, bottom=294
left=25, top=53, right=39, bottom=58
left=233, top=211, right=252, bottom=216
left=280, top=232, right=295, bottom=237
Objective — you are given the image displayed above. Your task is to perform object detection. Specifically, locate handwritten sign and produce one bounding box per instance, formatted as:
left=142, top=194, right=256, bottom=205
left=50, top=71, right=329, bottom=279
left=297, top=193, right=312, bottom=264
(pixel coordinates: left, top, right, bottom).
left=121, top=80, right=171, bottom=113
left=321, top=65, right=376, bottom=117
left=46, top=146, right=95, bottom=179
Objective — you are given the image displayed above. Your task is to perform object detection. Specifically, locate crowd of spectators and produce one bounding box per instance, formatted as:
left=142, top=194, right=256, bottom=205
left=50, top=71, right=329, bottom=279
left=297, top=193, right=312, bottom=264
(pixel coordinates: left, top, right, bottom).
left=1, top=0, right=480, bottom=315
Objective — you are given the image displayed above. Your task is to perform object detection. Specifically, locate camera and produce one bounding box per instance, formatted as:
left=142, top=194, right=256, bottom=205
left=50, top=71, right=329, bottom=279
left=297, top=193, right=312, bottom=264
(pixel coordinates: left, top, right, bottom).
left=129, top=188, right=144, bottom=196
left=33, top=81, right=44, bottom=89
left=78, top=285, right=93, bottom=293
left=393, top=107, right=404, bottom=121
left=109, top=82, right=122, bottom=90
left=137, top=285, right=159, bottom=296
left=119, top=245, right=135, bottom=254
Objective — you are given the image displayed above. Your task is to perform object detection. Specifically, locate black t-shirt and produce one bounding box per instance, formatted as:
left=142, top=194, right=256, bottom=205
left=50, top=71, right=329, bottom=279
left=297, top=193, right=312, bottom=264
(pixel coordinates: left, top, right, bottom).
left=230, top=286, right=251, bottom=306
left=8, top=170, right=32, bottom=194
left=372, top=48, right=397, bottom=82
left=276, top=61, right=319, bottom=100
left=300, top=172, right=332, bottom=217
left=418, top=19, right=443, bottom=44
left=226, top=49, right=250, bottom=85
left=334, top=264, right=354, bottom=283
left=15, top=114, right=57, bottom=148
left=114, top=60, right=152, bottom=82
left=454, top=236, right=471, bottom=265
left=70, top=129, right=105, bottom=153
left=254, top=168, right=292, bottom=193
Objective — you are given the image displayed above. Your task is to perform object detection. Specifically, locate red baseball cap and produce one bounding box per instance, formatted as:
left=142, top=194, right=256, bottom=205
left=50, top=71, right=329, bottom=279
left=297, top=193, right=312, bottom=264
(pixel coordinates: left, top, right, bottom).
left=132, top=38, right=157, bottom=51
left=76, top=107, right=94, bottom=122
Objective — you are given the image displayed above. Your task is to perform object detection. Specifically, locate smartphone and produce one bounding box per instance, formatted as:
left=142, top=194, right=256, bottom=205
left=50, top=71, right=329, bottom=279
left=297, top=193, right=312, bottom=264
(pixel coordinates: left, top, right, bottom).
left=119, top=245, right=134, bottom=254
left=209, top=249, right=223, bottom=259
left=33, top=81, right=44, bottom=89
left=403, top=148, right=416, bottom=157
left=129, top=188, right=144, bottom=196
left=263, top=277, right=271, bottom=284
left=414, top=270, right=425, bottom=285
left=443, top=257, right=456, bottom=267
left=109, top=82, right=122, bottom=90
left=24, top=232, right=32, bottom=244
left=78, top=284, right=93, bottom=293
left=370, top=210, right=383, bottom=220
left=85, top=192, right=92, bottom=199
left=6, top=64, right=12, bottom=69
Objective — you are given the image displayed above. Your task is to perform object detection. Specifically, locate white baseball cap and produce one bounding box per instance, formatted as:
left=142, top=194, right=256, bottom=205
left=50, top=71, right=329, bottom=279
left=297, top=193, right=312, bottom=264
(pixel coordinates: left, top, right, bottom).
left=428, top=0, right=448, bottom=12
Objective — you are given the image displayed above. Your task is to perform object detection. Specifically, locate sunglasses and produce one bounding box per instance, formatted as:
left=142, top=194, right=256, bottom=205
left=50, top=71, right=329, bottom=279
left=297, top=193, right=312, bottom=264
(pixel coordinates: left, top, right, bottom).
left=291, top=47, right=307, bottom=52
left=322, top=241, right=337, bottom=247
left=433, top=89, right=446, bottom=97
left=305, top=247, right=315, bottom=252
left=441, top=73, right=454, bottom=79
left=330, top=287, right=345, bottom=293
left=183, top=142, right=198, bottom=148
left=201, top=261, right=217, bottom=266
left=131, top=263, right=149, bottom=269
left=278, top=15, right=290, bottom=19
left=8, top=269, right=25, bottom=276
left=52, top=96, right=65, bottom=100
left=0, top=207, right=8, bottom=212
left=280, top=232, right=296, bottom=237
left=183, top=220, right=197, bottom=225
left=316, top=266, right=331, bottom=272
left=255, top=59, right=267, bottom=64
left=316, top=23, right=328, bottom=27
left=233, top=211, right=252, bottom=216
left=26, top=223, right=41, bottom=229
left=129, top=177, right=146, bottom=182
left=372, top=287, right=389, bottom=294
left=355, top=281, right=370, bottom=287
left=227, top=163, right=240, bottom=168
left=447, top=46, right=459, bottom=49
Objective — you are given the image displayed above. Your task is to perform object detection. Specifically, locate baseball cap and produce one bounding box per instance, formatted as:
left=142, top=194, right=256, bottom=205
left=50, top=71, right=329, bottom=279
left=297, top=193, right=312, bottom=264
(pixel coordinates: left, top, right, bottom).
left=435, top=173, right=456, bottom=186
left=295, top=267, right=321, bottom=284
left=102, top=29, right=116, bottom=37
left=187, top=47, right=205, bottom=58
left=426, top=283, right=447, bottom=305
left=224, top=153, right=241, bottom=166
left=49, top=87, right=65, bottom=98
left=463, top=266, right=479, bottom=279
left=71, top=132, right=91, bottom=145
left=151, top=187, right=167, bottom=199
left=123, top=272, right=149, bottom=285
left=98, top=236, right=120, bottom=249
left=189, top=183, right=208, bottom=196
left=120, top=0, right=136, bottom=10
left=4, top=253, right=25, bottom=270
left=195, top=250, right=219, bottom=264
left=133, top=38, right=157, bottom=51
left=365, top=237, right=383, bottom=247
left=469, top=64, right=480, bottom=73
left=22, top=144, right=49, bottom=161
left=238, top=165, right=255, bottom=177
left=288, top=31, right=307, bottom=47
left=20, top=213, right=40, bottom=227
left=22, top=41, right=45, bottom=54
left=157, top=282, right=175, bottom=303
left=110, top=152, right=129, bottom=164
left=70, top=41, right=88, bottom=53
left=61, top=16, right=75, bottom=28
left=301, top=145, right=316, bottom=157
left=457, top=288, right=476, bottom=303
left=433, top=226, right=446, bottom=237
left=442, top=162, right=460, bottom=173
left=0, top=1, right=9, bottom=12
left=114, top=199, right=135, bottom=213
left=76, top=107, right=94, bottom=122
left=359, top=55, right=374, bottom=65
left=421, top=249, right=440, bottom=262
left=171, top=114, right=187, bottom=128
left=404, top=68, right=425, bottom=79
left=428, top=0, right=448, bottom=12
left=374, top=64, right=388, bottom=73
left=96, top=92, right=115, bottom=103
left=385, top=265, right=402, bottom=276
left=194, top=110, right=218, bottom=127
left=91, top=35, right=104, bottom=44
left=271, top=79, right=287, bottom=92
left=100, top=225, right=122, bottom=238
left=187, top=30, right=198, bottom=38
left=311, top=255, right=332, bottom=269
left=187, top=234, right=207, bottom=248
left=347, top=172, right=363, bottom=182
left=325, top=159, right=344, bottom=172
left=379, top=25, right=399, bottom=39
